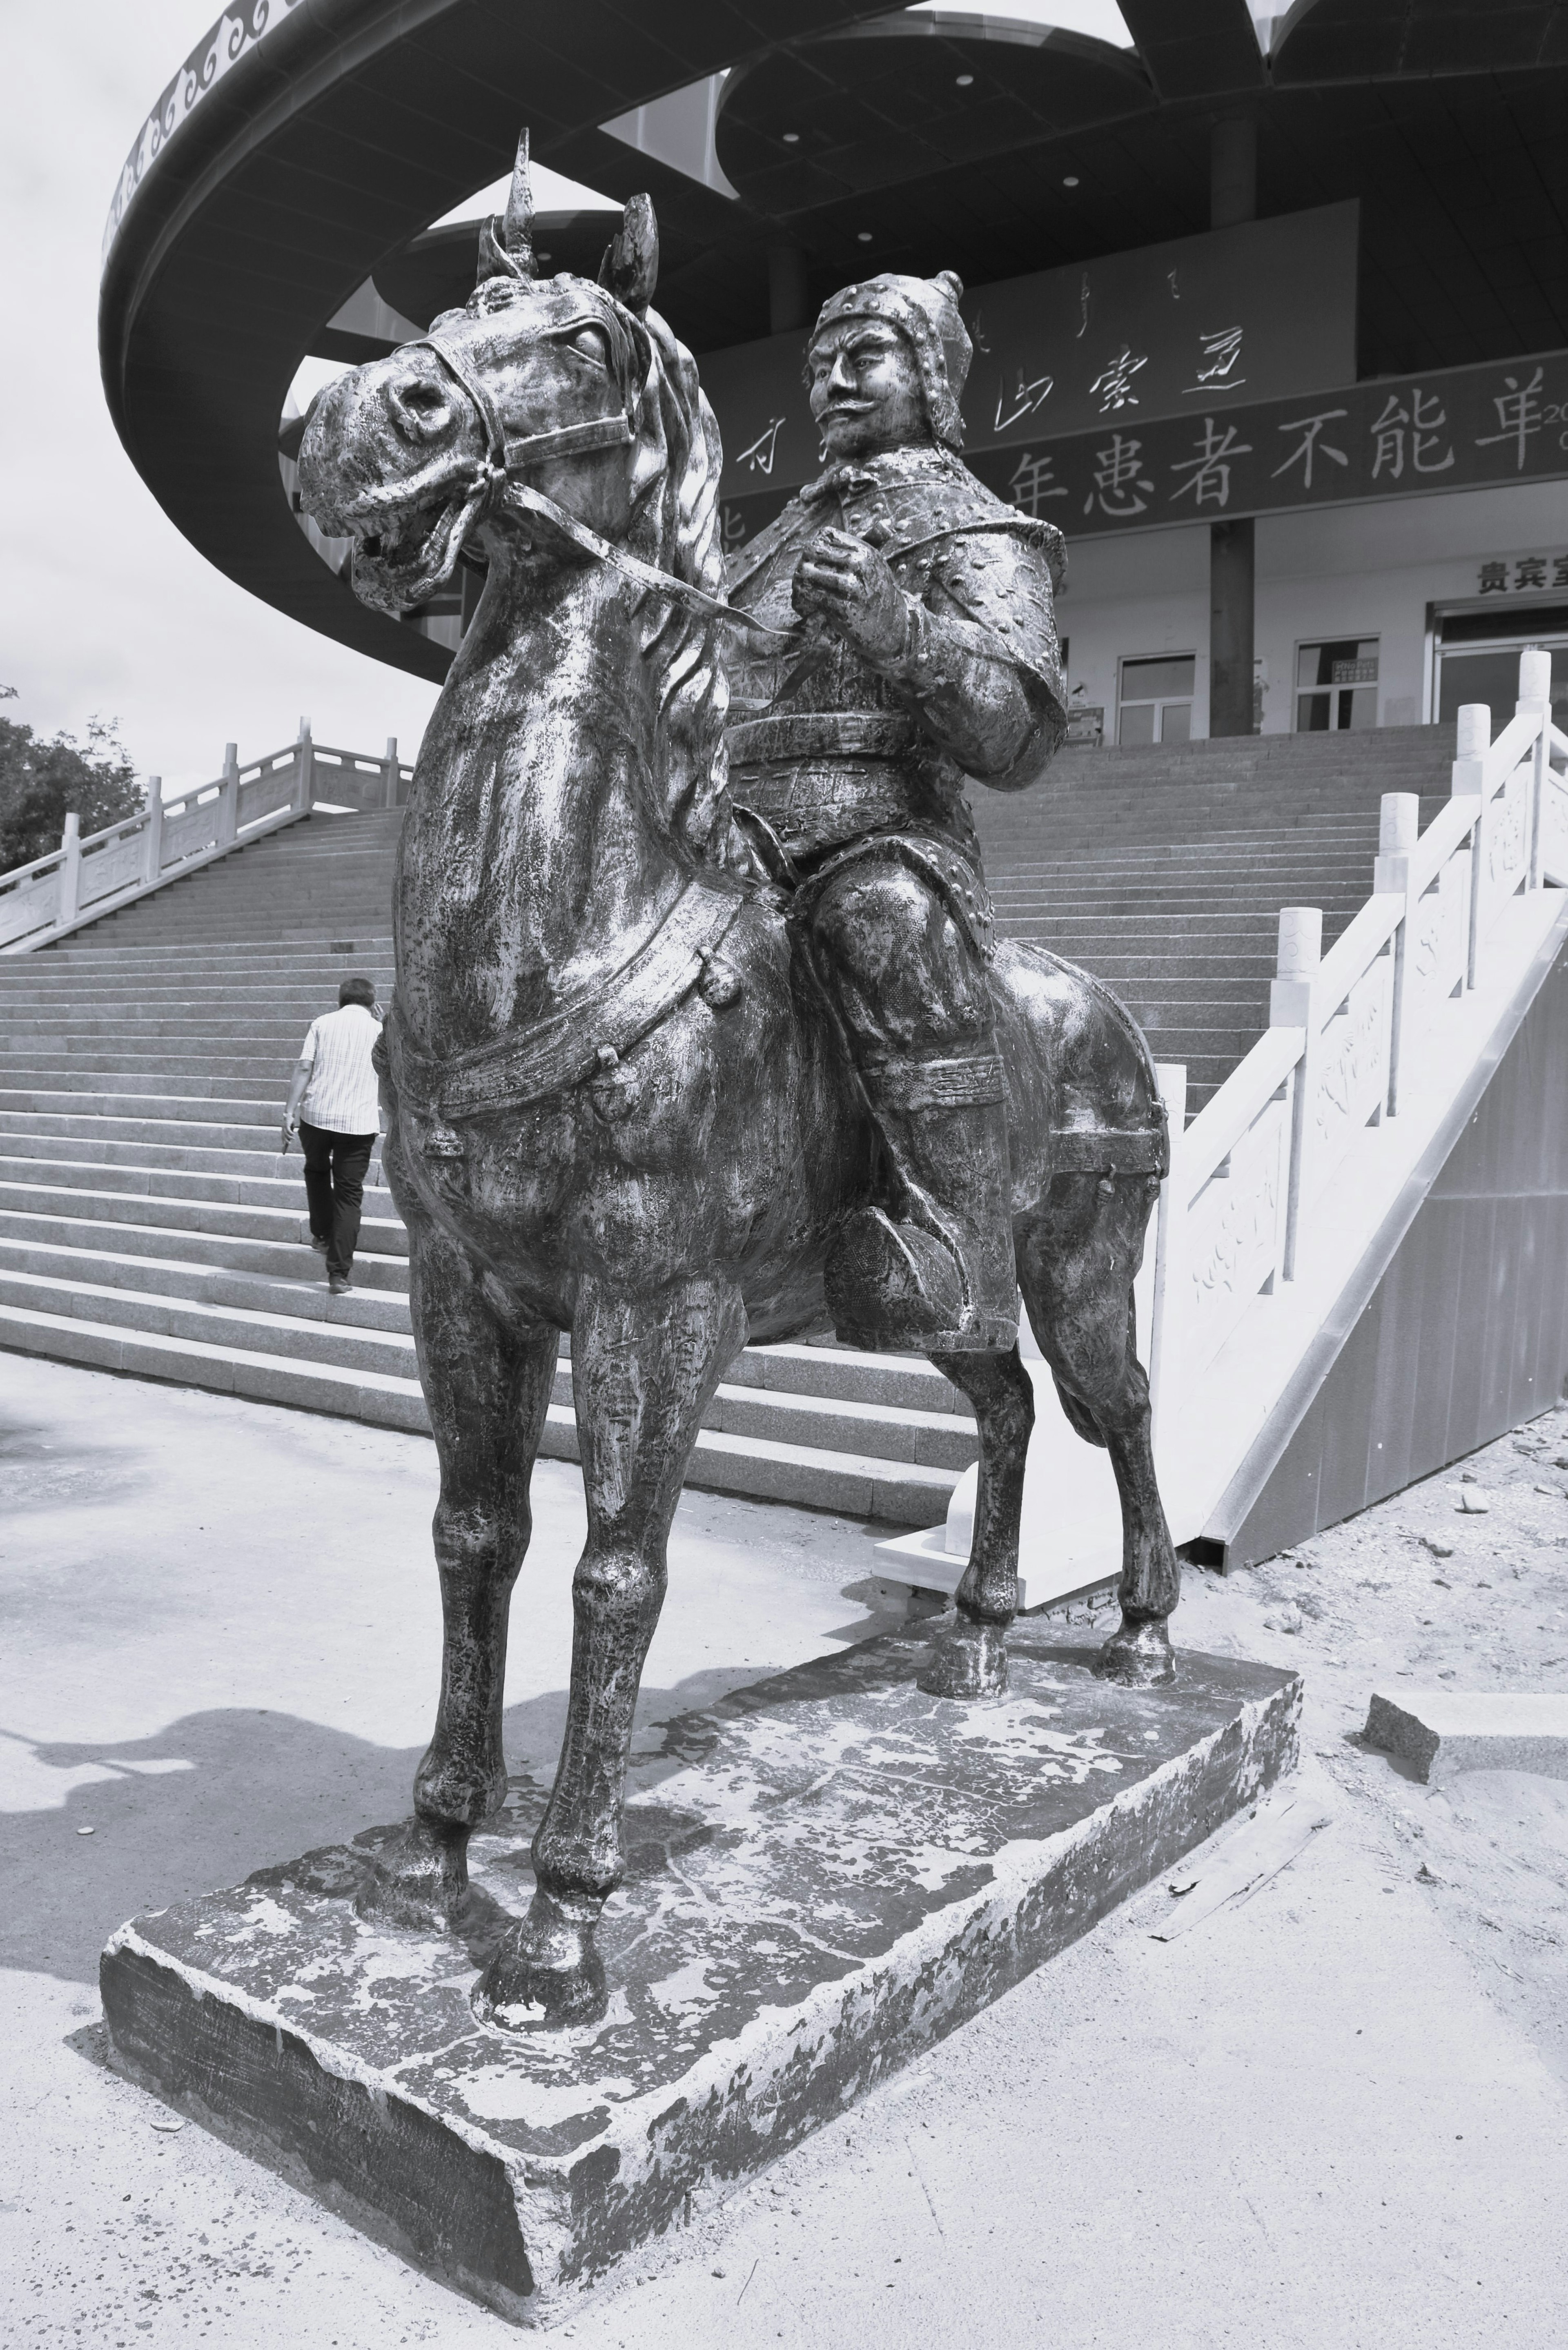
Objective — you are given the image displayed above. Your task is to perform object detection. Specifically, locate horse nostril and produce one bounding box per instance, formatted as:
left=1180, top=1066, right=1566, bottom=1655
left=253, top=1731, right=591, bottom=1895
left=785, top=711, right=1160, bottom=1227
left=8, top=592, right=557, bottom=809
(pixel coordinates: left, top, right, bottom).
left=392, top=381, right=450, bottom=437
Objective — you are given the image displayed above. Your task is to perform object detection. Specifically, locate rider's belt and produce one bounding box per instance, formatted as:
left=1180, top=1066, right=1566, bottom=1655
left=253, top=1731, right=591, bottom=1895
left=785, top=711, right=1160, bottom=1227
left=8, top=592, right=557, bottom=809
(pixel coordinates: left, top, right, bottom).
left=863, top=1054, right=1005, bottom=1112
left=729, top=765, right=913, bottom=848
left=386, top=878, right=745, bottom=1124
left=725, top=713, right=918, bottom=764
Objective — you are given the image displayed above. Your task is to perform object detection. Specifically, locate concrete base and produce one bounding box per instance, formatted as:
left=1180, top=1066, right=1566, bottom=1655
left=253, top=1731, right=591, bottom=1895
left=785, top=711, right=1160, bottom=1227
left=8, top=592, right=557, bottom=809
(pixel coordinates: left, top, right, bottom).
left=100, top=1621, right=1299, bottom=2326
left=1365, top=1688, right=1568, bottom=1784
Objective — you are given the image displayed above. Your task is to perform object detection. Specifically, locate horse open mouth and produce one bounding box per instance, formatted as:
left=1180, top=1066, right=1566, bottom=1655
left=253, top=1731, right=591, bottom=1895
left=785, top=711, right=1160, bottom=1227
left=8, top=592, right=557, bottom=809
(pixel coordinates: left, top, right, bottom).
left=350, top=487, right=474, bottom=616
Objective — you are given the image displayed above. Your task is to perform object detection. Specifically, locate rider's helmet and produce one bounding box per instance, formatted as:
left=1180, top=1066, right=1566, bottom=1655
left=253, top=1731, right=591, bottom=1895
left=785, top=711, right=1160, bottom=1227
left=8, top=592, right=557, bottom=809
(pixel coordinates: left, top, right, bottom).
left=809, top=271, right=972, bottom=450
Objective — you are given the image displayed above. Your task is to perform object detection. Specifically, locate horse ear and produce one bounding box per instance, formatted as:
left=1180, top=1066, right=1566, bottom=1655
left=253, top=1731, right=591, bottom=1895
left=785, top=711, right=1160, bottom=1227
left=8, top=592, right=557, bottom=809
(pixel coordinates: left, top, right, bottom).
left=476, top=128, right=538, bottom=285
left=599, top=194, right=658, bottom=317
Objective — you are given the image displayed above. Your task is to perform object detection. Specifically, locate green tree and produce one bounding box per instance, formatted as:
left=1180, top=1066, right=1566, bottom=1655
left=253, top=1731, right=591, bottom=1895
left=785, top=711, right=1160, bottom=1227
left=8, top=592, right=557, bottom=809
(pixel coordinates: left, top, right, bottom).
left=0, top=688, right=145, bottom=873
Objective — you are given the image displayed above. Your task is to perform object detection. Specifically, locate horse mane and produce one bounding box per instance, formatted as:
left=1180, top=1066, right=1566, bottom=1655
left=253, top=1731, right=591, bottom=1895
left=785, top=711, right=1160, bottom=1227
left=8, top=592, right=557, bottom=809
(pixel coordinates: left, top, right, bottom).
left=623, top=304, right=731, bottom=864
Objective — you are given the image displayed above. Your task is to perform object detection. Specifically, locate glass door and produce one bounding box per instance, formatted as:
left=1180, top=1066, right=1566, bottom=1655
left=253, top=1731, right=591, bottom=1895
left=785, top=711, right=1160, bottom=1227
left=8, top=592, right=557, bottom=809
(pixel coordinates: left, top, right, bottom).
left=1434, top=605, right=1568, bottom=730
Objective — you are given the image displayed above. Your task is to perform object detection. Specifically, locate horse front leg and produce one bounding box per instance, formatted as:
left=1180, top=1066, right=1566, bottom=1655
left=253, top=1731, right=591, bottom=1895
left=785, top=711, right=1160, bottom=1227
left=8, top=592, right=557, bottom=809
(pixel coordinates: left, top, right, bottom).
left=918, top=1344, right=1035, bottom=1700
left=358, top=1180, right=558, bottom=1927
left=475, top=1272, right=747, bottom=2028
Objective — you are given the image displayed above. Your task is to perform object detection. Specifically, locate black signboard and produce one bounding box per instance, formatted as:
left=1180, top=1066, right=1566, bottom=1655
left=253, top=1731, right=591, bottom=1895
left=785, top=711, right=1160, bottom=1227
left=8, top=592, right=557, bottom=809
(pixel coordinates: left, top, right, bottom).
left=704, top=203, right=1360, bottom=509
left=719, top=348, right=1568, bottom=554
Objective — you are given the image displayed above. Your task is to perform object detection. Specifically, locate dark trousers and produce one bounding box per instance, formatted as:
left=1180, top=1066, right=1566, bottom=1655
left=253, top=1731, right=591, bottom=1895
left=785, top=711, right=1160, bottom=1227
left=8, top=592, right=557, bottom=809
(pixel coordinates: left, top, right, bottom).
left=300, top=1121, right=376, bottom=1278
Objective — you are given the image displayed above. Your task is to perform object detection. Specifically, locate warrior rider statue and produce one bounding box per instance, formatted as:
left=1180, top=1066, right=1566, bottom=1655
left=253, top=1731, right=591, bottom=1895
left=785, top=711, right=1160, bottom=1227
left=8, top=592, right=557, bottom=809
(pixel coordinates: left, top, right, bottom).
left=724, top=269, right=1067, bottom=1357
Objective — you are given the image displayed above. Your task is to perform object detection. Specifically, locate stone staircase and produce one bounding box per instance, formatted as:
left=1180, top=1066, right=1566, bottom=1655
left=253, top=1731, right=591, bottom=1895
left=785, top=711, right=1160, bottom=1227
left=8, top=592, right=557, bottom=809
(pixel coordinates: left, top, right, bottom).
left=973, top=724, right=1454, bottom=1109
left=0, top=812, right=967, bottom=1524
left=0, top=727, right=1455, bottom=1519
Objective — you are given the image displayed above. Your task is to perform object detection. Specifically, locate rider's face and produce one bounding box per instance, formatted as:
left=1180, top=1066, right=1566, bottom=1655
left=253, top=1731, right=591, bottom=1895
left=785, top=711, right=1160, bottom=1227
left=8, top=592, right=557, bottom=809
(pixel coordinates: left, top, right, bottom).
left=807, top=321, right=931, bottom=459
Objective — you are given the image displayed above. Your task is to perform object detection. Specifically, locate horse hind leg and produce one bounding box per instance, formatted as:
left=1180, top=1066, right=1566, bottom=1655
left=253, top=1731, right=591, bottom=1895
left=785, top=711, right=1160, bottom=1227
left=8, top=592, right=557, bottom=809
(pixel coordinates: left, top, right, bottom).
left=918, top=1342, right=1035, bottom=1700
left=1019, top=1171, right=1179, bottom=1688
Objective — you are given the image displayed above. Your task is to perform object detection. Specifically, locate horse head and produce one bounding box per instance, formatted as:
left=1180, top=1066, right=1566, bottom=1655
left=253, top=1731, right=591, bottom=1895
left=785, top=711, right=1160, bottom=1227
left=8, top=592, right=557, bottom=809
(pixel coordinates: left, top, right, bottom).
left=298, top=133, right=715, bottom=628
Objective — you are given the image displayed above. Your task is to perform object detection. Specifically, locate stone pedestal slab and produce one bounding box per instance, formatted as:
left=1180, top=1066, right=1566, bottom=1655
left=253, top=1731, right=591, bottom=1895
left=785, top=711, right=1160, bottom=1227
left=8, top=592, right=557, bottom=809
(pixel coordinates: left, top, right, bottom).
left=101, top=1623, right=1299, bottom=2325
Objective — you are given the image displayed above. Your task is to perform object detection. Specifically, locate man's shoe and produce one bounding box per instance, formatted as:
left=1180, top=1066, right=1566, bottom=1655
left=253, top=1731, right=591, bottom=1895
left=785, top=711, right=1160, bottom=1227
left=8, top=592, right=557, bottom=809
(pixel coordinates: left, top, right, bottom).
left=328, top=1274, right=353, bottom=1296
left=310, top=1235, right=329, bottom=1254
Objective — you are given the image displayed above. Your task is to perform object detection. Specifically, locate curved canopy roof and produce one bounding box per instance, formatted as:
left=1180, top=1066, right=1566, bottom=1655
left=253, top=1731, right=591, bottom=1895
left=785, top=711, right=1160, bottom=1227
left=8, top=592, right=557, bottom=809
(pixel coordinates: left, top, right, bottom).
left=100, top=0, right=1568, bottom=682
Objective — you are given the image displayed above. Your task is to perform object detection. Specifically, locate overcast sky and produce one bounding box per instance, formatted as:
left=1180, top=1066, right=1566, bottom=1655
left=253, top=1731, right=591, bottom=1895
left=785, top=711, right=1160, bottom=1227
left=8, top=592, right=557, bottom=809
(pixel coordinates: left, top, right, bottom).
left=1, top=2, right=1136, bottom=793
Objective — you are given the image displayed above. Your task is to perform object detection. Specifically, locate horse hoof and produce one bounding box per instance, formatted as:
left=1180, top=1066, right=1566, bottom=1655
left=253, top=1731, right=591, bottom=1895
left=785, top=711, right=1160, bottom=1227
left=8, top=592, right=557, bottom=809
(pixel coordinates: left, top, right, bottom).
left=350, top=1817, right=470, bottom=1930
left=472, top=1889, right=608, bottom=2029
left=918, top=1611, right=1009, bottom=1699
left=1092, top=1616, right=1176, bottom=1688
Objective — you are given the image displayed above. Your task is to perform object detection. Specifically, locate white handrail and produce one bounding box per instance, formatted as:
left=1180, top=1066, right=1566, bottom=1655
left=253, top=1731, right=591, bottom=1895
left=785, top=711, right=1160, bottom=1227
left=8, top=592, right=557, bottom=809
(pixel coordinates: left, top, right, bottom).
left=0, top=720, right=415, bottom=953
left=1146, top=648, right=1564, bottom=1418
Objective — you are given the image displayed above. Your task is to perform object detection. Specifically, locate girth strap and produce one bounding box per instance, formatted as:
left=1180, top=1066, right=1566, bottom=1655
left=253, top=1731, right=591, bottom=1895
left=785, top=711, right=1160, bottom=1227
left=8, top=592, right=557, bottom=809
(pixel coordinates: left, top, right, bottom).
left=387, top=877, right=746, bottom=1124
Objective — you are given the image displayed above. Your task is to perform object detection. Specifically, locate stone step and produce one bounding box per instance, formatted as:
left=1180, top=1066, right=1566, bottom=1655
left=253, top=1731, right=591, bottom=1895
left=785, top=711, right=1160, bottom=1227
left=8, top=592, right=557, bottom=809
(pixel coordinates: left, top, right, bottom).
left=0, top=1178, right=409, bottom=1254
left=0, top=1202, right=411, bottom=1290
left=0, top=1303, right=960, bottom=1524
left=0, top=1147, right=389, bottom=1208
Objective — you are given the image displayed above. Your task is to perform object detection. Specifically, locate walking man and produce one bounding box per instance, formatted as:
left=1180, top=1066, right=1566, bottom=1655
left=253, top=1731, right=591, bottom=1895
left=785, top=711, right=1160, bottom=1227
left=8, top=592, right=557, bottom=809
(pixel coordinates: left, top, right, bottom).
left=282, top=975, right=383, bottom=1296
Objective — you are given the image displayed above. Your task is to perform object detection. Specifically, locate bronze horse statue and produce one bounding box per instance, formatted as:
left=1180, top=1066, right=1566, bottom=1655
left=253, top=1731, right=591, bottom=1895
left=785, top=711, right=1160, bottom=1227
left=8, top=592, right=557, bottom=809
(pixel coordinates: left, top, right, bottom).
left=298, top=147, right=1179, bottom=2027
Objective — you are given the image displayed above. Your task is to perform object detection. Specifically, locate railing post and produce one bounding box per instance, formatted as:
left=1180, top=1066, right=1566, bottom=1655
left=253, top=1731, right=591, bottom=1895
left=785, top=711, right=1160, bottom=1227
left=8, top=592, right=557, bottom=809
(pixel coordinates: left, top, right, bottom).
left=383, top=736, right=399, bottom=810
left=57, top=813, right=81, bottom=929
left=1453, top=702, right=1490, bottom=989
left=1519, top=646, right=1551, bottom=892
left=294, top=715, right=314, bottom=813
left=1145, top=1061, right=1188, bottom=1459
left=218, top=741, right=240, bottom=849
left=1271, top=905, right=1321, bottom=1281
left=1374, top=791, right=1419, bottom=1116
left=142, top=777, right=164, bottom=886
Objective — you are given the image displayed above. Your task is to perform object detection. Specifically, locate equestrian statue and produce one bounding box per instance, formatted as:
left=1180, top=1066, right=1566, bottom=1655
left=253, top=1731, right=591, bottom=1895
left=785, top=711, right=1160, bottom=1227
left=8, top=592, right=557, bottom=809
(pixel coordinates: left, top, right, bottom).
left=297, top=135, right=1179, bottom=2028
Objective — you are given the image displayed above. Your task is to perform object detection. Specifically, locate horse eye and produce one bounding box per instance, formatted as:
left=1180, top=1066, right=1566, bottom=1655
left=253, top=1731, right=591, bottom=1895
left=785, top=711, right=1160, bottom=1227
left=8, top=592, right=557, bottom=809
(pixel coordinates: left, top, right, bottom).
left=570, top=328, right=608, bottom=366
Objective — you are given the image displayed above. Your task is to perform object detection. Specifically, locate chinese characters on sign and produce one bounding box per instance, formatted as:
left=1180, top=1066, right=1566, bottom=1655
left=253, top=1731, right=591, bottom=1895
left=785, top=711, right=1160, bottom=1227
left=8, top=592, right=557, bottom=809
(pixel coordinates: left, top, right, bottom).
left=1475, top=368, right=1545, bottom=471
left=1082, top=434, right=1154, bottom=518
left=737, top=418, right=785, bottom=476
left=1370, top=388, right=1454, bottom=479
left=1477, top=552, right=1568, bottom=594
left=1089, top=347, right=1148, bottom=414
left=1008, top=451, right=1069, bottom=517
left=1185, top=325, right=1245, bottom=394
left=1169, top=418, right=1253, bottom=508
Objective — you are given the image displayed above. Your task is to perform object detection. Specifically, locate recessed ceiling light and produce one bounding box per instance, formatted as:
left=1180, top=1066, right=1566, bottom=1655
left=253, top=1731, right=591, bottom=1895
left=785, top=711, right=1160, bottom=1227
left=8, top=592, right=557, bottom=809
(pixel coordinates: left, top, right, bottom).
left=956, top=73, right=974, bottom=86
left=783, top=131, right=800, bottom=143
left=1063, top=175, right=1080, bottom=187
left=857, top=231, right=873, bottom=243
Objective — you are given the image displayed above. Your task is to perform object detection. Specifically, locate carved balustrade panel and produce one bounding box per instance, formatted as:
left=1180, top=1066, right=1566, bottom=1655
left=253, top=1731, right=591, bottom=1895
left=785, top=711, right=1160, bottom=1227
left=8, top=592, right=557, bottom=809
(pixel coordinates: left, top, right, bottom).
left=1181, top=1089, right=1289, bottom=1379
left=0, top=868, right=62, bottom=948
left=1306, top=954, right=1390, bottom=1207
left=1541, top=775, right=1568, bottom=887
left=234, top=764, right=297, bottom=832
left=78, top=833, right=150, bottom=908
left=160, top=798, right=223, bottom=865
left=1478, top=762, right=1530, bottom=945
left=1406, top=853, right=1468, bottom=1056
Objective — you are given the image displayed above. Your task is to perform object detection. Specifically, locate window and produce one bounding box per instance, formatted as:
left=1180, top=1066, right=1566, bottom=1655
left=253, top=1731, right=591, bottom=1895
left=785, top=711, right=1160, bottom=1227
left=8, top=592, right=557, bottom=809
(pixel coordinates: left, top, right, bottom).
left=1118, top=654, right=1195, bottom=745
left=1296, top=637, right=1379, bottom=732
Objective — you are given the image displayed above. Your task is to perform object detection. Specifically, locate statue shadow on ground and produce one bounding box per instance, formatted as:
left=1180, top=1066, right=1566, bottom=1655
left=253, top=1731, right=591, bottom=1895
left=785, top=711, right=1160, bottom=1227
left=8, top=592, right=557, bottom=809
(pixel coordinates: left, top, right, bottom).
left=1, top=1577, right=922, bottom=1987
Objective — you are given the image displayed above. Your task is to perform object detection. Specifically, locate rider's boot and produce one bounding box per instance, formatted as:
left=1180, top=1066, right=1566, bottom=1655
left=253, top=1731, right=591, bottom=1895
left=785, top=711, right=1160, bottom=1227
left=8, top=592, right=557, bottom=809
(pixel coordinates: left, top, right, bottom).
left=825, top=1053, right=1018, bottom=1354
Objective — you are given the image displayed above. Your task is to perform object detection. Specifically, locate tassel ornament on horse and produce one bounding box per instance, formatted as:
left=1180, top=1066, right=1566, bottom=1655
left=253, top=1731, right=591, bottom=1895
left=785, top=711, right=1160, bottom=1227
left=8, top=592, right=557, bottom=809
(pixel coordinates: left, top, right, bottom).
left=297, top=129, right=1179, bottom=2029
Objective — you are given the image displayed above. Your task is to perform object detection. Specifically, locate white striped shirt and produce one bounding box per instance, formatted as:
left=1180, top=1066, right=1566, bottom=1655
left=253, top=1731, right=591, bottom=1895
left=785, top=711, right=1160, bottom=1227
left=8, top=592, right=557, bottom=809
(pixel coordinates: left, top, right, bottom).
left=298, top=1004, right=383, bottom=1134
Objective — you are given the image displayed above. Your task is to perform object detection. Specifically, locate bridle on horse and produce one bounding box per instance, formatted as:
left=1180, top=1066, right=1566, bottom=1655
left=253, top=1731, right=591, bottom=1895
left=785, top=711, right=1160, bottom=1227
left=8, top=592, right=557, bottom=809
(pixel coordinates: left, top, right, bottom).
left=410, top=331, right=799, bottom=644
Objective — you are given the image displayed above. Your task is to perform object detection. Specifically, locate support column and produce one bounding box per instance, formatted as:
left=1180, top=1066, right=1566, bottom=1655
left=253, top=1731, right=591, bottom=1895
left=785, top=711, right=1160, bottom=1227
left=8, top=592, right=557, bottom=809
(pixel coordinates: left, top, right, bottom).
left=1210, top=517, right=1256, bottom=737
left=1209, top=113, right=1258, bottom=737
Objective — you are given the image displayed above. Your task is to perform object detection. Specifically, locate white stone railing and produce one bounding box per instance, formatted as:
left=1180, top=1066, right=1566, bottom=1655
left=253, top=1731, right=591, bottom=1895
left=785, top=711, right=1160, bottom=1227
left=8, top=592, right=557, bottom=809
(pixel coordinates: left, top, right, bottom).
left=1145, top=648, right=1568, bottom=1428
left=0, top=721, right=412, bottom=956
